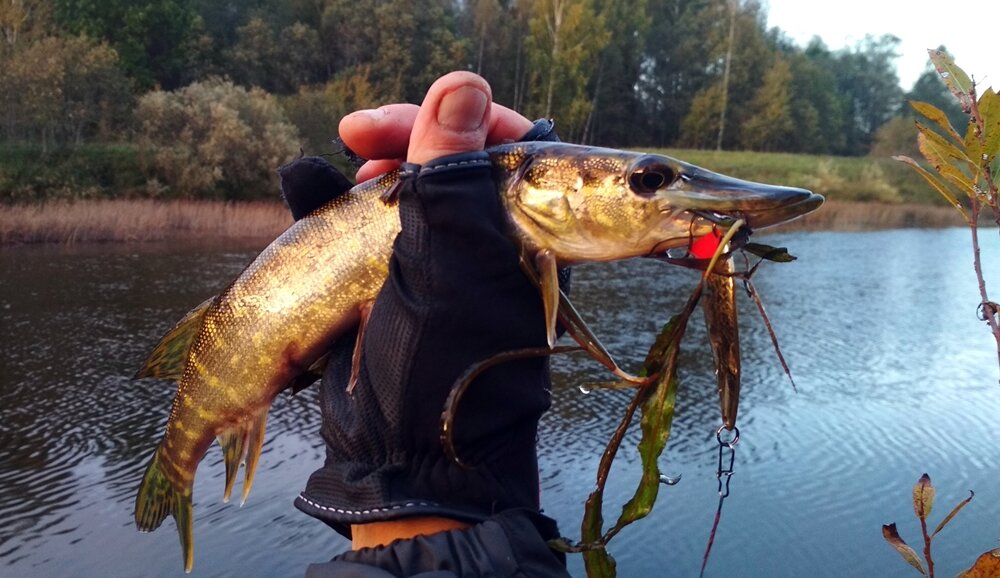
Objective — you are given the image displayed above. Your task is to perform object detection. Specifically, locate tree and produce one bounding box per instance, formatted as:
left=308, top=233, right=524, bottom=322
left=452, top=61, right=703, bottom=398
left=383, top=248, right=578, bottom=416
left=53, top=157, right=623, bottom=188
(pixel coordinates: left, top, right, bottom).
left=54, top=0, right=202, bottom=89
left=739, top=56, right=794, bottom=151
left=584, top=0, right=649, bottom=146
left=522, top=0, right=610, bottom=142
left=831, top=34, right=905, bottom=155
left=0, top=0, right=51, bottom=54
left=784, top=39, right=846, bottom=154
left=0, top=35, right=133, bottom=148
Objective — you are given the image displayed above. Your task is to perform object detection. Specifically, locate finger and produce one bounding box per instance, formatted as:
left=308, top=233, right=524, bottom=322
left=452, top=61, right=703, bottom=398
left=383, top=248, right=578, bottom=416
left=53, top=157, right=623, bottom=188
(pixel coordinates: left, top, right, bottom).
left=355, top=159, right=402, bottom=184
left=486, top=103, right=534, bottom=146
left=339, top=104, right=419, bottom=161
left=407, top=71, right=492, bottom=165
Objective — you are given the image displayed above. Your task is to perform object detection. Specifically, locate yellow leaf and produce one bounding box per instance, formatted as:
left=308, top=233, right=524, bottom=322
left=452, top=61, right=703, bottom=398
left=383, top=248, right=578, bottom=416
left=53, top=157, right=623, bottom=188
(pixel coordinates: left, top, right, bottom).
left=979, top=88, right=1000, bottom=162
left=893, top=155, right=970, bottom=223
left=882, top=523, right=928, bottom=576
left=912, top=473, right=935, bottom=520
left=929, top=49, right=973, bottom=111
left=916, top=128, right=977, bottom=193
left=911, top=100, right=964, bottom=144
left=957, top=548, right=1000, bottom=578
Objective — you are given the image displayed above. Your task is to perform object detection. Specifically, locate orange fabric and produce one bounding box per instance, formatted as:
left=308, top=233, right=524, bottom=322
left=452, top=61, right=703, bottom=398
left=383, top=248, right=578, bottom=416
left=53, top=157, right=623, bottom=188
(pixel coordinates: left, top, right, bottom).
left=351, top=517, right=472, bottom=550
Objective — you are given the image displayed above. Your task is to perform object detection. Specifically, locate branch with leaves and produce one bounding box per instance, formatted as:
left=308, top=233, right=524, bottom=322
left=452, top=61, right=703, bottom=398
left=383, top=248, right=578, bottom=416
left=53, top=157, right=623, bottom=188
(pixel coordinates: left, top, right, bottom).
left=894, top=50, right=1000, bottom=373
left=880, top=473, right=993, bottom=577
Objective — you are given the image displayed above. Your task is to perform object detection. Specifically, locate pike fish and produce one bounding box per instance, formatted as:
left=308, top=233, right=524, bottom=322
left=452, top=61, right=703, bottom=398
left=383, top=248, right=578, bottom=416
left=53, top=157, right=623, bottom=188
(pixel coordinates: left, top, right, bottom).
left=132, top=141, right=822, bottom=572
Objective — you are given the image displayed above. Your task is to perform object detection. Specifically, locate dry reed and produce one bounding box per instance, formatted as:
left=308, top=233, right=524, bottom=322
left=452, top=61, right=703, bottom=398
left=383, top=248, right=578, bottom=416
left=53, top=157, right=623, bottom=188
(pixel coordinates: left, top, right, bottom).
left=0, top=199, right=293, bottom=244
left=0, top=198, right=976, bottom=246
left=773, top=200, right=969, bottom=232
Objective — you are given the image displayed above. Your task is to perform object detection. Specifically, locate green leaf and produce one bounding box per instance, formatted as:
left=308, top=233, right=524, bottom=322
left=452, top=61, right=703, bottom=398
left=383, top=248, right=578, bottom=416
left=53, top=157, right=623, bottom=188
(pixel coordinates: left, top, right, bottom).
left=582, top=548, right=617, bottom=578
left=929, top=49, right=973, bottom=110
left=614, top=321, right=682, bottom=526
left=882, top=523, right=928, bottom=576
left=931, top=490, right=974, bottom=537
left=979, top=88, right=1000, bottom=162
left=912, top=473, right=935, bottom=520
left=743, top=243, right=797, bottom=263
left=893, top=155, right=970, bottom=223
left=582, top=489, right=605, bottom=546
left=910, top=100, right=964, bottom=144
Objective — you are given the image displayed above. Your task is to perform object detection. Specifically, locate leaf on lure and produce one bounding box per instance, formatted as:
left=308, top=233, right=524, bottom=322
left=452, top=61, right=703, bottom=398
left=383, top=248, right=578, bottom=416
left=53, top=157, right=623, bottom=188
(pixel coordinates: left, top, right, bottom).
left=742, top=243, right=797, bottom=263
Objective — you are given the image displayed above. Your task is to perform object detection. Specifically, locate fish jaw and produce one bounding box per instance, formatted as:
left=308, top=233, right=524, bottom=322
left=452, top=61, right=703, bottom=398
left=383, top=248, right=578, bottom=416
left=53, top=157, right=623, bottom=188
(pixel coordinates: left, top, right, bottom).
left=660, top=160, right=823, bottom=231
left=491, top=142, right=823, bottom=265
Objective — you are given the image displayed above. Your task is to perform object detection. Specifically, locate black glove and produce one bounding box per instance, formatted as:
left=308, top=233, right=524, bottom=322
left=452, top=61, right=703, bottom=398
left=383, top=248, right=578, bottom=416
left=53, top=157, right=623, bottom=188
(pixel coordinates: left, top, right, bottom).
left=284, top=120, right=562, bottom=536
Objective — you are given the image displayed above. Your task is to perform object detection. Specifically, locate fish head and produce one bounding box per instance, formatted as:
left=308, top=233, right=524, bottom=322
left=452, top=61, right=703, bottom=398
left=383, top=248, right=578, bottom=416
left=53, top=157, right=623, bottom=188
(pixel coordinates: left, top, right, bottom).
left=490, top=142, right=823, bottom=264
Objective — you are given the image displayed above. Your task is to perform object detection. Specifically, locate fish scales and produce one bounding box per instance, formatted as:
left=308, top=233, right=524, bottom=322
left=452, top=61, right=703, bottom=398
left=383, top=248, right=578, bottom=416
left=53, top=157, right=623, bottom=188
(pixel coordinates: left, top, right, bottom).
left=133, top=141, right=822, bottom=572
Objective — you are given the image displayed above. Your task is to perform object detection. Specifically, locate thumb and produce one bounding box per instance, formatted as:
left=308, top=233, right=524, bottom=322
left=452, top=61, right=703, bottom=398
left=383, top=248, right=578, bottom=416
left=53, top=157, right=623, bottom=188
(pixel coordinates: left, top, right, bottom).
left=407, top=72, right=492, bottom=165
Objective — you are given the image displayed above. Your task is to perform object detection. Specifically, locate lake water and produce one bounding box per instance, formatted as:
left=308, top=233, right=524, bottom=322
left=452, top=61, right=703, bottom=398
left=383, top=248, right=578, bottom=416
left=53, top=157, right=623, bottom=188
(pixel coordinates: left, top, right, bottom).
left=2, top=228, right=999, bottom=577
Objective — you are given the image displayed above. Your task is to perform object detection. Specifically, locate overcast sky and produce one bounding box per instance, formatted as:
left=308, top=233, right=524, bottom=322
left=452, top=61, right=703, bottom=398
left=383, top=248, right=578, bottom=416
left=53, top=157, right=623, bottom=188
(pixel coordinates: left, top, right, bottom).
left=763, top=0, right=999, bottom=92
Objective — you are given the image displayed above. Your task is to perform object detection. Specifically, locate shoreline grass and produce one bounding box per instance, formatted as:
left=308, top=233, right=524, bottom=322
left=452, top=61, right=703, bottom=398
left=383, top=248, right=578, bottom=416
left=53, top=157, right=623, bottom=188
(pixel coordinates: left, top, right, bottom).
left=0, top=199, right=292, bottom=244
left=0, top=198, right=973, bottom=246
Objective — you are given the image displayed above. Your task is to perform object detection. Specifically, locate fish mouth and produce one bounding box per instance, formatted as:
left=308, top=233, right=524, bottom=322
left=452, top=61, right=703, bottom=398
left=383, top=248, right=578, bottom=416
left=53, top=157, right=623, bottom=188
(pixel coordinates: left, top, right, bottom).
left=661, top=160, right=824, bottom=230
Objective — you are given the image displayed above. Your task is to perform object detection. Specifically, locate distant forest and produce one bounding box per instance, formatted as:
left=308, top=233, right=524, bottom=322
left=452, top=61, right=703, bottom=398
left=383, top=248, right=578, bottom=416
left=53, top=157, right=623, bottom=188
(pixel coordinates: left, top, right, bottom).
left=0, top=0, right=969, bottom=198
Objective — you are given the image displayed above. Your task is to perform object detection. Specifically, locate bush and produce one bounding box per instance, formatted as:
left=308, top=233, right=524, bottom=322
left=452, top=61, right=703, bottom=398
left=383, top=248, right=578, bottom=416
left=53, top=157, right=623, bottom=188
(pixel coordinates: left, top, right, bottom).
left=138, top=78, right=300, bottom=199
left=0, top=144, right=144, bottom=202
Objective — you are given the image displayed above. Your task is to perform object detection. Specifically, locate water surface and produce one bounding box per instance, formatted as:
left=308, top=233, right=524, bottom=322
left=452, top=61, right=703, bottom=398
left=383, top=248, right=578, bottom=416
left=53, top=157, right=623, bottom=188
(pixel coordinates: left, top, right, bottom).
left=1, top=229, right=999, bottom=577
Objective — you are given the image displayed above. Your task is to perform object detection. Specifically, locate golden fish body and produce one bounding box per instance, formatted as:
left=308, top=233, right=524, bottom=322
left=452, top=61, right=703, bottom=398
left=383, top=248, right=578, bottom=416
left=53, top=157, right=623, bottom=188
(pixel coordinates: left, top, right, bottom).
left=133, top=141, right=822, bottom=572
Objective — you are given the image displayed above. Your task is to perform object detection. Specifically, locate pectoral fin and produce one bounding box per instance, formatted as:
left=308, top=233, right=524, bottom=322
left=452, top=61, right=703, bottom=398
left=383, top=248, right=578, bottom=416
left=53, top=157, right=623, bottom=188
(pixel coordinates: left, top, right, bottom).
left=134, top=297, right=213, bottom=381
left=534, top=250, right=560, bottom=348
left=346, top=301, right=374, bottom=394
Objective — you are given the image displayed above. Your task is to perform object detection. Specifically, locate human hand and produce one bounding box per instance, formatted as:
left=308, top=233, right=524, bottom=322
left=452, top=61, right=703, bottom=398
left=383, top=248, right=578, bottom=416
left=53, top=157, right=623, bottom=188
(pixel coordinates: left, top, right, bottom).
left=295, top=72, right=561, bottom=545
left=338, top=71, right=534, bottom=182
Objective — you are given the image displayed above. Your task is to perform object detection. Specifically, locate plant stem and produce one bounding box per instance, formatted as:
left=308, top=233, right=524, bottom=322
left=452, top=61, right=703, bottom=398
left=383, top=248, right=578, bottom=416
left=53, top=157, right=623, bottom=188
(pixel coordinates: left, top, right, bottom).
left=920, top=511, right=934, bottom=578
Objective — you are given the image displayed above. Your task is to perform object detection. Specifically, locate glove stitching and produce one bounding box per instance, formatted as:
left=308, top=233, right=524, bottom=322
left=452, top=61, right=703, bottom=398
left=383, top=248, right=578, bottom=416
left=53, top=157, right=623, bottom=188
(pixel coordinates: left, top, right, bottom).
left=297, top=494, right=437, bottom=515
left=419, top=159, right=490, bottom=175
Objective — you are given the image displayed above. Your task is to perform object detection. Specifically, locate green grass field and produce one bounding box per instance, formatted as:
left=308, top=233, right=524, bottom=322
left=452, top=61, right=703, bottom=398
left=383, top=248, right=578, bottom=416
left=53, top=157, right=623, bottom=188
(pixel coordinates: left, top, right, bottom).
left=0, top=143, right=939, bottom=206
left=652, top=148, right=936, bottom=205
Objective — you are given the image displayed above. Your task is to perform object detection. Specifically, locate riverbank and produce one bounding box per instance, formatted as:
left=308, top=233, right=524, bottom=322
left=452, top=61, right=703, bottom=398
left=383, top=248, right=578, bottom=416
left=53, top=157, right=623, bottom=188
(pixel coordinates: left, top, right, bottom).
left=0, top=198, right=972, bottom=245
left=0, top=199, right=292, bottom=244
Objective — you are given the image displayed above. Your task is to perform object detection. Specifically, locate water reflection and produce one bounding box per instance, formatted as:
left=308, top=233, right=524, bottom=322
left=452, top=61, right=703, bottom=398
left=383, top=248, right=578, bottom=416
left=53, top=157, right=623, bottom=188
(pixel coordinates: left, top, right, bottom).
left=1, top=229, right=999, bottom=577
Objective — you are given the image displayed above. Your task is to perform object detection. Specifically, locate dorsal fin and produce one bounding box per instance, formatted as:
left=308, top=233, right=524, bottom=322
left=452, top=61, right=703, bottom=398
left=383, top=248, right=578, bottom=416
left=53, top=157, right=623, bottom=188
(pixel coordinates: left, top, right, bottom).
left=134, top=297, right=213, bottom=381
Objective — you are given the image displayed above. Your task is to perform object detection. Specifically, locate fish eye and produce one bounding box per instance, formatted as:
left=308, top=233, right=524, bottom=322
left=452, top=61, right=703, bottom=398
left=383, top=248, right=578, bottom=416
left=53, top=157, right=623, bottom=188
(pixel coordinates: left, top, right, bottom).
left=628, top=158, right=675, bottom=196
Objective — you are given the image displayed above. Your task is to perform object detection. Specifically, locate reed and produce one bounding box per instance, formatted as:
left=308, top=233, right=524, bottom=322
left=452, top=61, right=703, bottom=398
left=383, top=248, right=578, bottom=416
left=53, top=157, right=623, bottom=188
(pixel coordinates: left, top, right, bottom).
left=0, top=199, right=292, bottom=244
left=0, top=198, right=973, bottom=246
left=772, top=200, right=967, bottom=232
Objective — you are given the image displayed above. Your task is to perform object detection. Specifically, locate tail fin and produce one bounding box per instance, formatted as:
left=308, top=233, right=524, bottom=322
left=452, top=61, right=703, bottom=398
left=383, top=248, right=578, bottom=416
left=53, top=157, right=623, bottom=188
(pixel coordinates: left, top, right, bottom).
left=135, top=452, right=195, bottom=573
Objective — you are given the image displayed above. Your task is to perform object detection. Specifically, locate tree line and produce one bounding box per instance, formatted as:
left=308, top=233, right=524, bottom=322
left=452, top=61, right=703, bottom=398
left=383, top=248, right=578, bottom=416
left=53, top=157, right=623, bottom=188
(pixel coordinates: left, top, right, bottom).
left=0, top=0, right=966, bottom=159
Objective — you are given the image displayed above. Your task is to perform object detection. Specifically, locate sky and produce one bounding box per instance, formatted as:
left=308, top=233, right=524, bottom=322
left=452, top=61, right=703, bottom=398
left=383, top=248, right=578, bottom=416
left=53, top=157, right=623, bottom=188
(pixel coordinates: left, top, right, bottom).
left=763, top=0, right=999, bottom=92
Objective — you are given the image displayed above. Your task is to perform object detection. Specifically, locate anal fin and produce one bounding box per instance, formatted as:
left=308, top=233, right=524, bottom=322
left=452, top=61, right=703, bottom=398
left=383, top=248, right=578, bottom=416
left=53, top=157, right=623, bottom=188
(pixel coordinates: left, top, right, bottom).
left=216, top=406, right=270, bottom=506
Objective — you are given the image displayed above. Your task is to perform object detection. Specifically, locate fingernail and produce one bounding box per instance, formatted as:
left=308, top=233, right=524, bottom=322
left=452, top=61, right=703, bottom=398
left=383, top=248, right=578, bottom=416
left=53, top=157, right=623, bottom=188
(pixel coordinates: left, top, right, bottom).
left=437, top=86, right=488, bottom=132
left=350, top=108, right=388, bottom=121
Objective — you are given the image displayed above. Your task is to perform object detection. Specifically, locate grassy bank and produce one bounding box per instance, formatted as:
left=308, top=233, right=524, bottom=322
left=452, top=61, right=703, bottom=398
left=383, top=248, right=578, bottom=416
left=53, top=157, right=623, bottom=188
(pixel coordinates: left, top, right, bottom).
left=0, top=198, right=967, bottom=245
left=656, top=148, right=934, bottom=205
left=3, top=143, right=935, bottom=205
